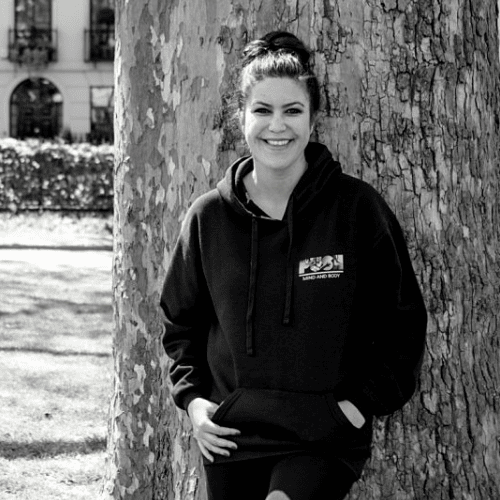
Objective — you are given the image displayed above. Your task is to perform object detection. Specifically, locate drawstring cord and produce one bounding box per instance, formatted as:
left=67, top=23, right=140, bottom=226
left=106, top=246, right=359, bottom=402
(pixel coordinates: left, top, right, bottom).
left=246, top=198, right=295, bottom=356
left=246, top=217, right=259, bottom=356
left=282, top=196, right=295, bottom=326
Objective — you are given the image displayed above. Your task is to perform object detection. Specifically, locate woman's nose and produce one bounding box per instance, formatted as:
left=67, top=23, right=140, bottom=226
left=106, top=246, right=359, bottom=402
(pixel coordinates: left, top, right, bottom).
left=268, top=113, right=286, bottom=132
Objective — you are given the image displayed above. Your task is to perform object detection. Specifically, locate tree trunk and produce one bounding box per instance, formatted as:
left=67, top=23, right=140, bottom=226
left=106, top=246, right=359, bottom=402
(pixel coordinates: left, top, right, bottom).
left=105, top=1, right=500, bottom=498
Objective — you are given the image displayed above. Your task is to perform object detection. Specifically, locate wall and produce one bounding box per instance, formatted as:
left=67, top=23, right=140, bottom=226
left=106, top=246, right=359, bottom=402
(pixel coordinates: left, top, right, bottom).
left=0, top=0, right=113, bottom=138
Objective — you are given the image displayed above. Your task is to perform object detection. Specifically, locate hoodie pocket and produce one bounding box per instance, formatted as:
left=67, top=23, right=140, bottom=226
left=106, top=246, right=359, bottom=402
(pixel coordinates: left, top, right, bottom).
left=211, top=388, right=358, bottom=445
left=211, top=389, right=244, bottom=423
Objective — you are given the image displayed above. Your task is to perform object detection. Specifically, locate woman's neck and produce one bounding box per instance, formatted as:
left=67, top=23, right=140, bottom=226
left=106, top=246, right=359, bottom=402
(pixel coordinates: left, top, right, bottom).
left=243, top=160, right=307, bottom=220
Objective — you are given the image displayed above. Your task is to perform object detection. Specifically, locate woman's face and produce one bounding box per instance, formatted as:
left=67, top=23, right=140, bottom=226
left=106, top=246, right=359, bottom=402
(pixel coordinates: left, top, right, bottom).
left=240, top=77, right=313, bottom=175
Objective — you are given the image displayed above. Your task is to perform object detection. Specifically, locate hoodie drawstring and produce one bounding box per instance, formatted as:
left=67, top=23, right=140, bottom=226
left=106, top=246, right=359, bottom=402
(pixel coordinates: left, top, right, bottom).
left=246, top=217, right=259, bottom=356
left=282, top=196, right=295, bottom=326
left=246, top=198, right=295, bottom=356
left=219, top=144, right=342, bottom=358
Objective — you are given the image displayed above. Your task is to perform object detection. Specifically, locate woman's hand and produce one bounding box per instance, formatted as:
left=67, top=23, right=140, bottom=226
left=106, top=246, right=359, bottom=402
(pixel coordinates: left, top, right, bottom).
left=338, top=400, right=366, bottom=429
left=187, top=397, right=241, bottom=462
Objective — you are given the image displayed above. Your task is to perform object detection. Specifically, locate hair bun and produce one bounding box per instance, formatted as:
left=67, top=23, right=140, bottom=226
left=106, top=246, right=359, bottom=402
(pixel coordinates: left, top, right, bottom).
left=263, top=31, right=310, bottom=64
left=242, top=31, right=311, bottom=69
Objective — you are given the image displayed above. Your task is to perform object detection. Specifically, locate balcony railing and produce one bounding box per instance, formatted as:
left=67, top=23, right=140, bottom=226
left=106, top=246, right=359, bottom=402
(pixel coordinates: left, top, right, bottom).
left=8, top=28, right=58, bottom=66
left=84, top=28, right=115, bottom=62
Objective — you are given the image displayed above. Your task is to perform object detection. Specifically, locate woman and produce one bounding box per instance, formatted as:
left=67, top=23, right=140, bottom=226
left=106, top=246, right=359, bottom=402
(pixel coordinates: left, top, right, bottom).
left=161, top=31, right=427, bottom=500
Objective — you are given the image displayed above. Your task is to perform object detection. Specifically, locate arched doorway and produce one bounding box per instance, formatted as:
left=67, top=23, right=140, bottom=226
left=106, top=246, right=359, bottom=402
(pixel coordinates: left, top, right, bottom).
left=10, top=78, right=62, bottom=139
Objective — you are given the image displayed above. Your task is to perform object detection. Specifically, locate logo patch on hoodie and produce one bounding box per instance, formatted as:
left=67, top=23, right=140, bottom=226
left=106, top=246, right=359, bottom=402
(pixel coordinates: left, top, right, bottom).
left=298, top=255, right=344, bottom=281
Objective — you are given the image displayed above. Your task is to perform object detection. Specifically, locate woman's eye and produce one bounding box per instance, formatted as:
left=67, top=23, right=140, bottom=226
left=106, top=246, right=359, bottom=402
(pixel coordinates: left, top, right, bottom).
left=286, top=108, right=302, bottom=114
left=253, top=108, right=270, bottom=114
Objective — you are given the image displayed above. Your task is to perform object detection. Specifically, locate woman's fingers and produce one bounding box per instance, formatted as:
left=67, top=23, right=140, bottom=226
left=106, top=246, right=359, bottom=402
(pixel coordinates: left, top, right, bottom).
left=203, top=440, right=232, bottom=457
left=204, top=433, right=238, bottom=450
left=198, top=436, right=231, bottom=460
left=188, top=398, right=241, bottom=461
left=210, top=422, right=241, bottom=437
left=197, top=441, right=214, bottom=462
left=195, top=421, right=240, bottom=461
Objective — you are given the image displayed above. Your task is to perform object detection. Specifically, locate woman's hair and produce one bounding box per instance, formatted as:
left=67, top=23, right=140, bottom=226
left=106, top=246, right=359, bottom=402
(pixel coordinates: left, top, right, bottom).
left=238, top=31, right=320, bottom=117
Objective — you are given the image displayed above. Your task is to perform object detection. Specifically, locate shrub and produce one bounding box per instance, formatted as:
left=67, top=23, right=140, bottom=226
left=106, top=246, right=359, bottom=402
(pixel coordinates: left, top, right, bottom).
left=0, top=138, right=114, bottom=212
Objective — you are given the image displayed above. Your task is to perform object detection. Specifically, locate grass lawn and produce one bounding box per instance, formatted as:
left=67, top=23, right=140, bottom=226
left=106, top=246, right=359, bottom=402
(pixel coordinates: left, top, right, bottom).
left=0, top=212, right=113, bottom=499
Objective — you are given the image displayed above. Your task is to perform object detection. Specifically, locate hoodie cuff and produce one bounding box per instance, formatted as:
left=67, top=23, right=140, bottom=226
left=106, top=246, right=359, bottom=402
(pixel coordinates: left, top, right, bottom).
left=179, top=391, right=205, bottom=414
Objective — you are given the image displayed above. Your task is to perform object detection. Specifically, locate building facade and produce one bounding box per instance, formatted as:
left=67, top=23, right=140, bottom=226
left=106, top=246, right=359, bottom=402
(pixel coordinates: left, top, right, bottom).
left=0, top=0, right=114, bottom=142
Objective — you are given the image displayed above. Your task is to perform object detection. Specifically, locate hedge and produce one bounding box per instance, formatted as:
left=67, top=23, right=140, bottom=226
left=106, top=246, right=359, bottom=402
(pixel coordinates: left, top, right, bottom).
left=0, top=139, right=114, bottom=212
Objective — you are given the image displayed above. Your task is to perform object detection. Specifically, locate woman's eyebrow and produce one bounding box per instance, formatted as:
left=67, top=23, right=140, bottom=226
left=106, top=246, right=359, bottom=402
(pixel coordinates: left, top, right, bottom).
left=283, top=101, right=305, bottom=107
left=252, top=100, right=305, bottom=107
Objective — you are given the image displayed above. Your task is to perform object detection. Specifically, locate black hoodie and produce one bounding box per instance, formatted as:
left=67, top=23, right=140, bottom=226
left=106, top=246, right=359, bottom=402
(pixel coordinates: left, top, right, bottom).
left=161, top=142, right=427, bottom=476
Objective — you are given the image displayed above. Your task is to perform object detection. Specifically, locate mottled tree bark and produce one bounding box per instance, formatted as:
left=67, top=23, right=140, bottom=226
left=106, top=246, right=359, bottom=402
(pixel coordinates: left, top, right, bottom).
left=313, top=1, right=500, bottom=499
left=105, top=1, right=500, bottom=499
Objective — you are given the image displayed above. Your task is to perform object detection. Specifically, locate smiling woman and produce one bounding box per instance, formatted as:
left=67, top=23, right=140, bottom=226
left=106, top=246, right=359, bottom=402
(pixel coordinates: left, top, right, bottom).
left=161, top=31, right=427, bottom=500
left=240, top=78, right=313, bottom=220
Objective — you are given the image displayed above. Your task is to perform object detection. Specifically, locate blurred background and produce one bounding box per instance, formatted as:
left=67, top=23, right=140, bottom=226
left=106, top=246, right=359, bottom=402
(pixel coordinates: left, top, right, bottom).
left=0, top=1, right=115, bottom=498
left=0, top=0, right=114, bottom=144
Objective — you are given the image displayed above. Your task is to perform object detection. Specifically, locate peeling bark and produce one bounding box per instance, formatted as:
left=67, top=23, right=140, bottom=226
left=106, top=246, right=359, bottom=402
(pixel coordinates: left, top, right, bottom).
left=106, top=1, right=500, bottom=498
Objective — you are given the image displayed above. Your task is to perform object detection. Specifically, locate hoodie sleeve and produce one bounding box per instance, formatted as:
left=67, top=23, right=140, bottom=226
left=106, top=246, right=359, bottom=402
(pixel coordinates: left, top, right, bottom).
left=344, top=193, right=427, bottom=417
left=160, top=207, right=213, bottom=411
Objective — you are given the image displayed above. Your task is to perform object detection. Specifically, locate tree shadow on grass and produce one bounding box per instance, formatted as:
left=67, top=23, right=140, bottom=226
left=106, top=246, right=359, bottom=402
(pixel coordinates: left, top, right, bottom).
left=0, top=436, right=107, bottom=460
left=24, top=297, right=111, bottom=315
left=0, top=298, right=112, bottom=318
left=0, top=245, right=112, bottom=251
left=0, top=346, right=110, bottom=358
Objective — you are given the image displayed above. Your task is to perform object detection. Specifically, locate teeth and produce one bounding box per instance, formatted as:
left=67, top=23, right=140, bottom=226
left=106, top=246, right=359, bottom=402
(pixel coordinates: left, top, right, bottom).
left=266, top=140, right=290, bottom=146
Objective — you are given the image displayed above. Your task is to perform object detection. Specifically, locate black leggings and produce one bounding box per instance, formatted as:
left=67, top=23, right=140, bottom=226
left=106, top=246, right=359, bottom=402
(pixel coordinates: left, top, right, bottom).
left=204, top=453, right=357, bottom=500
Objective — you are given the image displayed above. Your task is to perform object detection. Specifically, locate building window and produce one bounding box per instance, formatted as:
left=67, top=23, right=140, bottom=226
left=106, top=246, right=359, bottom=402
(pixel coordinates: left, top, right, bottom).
left=15, top=0, right=52, bottom=29
left=10, top=78, right=63, bottom=139
left=9, top=0, right=57, bottom=66
left=85, top=0, right=115, bottom=62
left=89, top=86, right=114, bottom=144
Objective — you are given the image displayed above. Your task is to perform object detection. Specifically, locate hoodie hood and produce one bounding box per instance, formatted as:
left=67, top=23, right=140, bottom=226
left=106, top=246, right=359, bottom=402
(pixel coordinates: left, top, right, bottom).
left=217, top=142, right=342, bottom=219
left=216, top=142, right=342, bottom=356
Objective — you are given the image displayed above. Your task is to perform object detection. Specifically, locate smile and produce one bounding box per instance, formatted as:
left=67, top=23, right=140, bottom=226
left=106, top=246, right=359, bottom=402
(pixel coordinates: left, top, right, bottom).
left=263, top=139, right=292, bottom=146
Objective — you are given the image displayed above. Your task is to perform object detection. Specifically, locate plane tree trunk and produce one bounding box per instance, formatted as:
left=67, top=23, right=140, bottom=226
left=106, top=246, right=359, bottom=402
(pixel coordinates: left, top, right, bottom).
left=105, top=1, right=500, bottom=498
